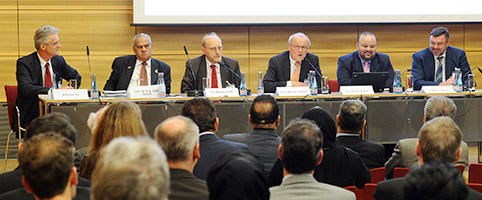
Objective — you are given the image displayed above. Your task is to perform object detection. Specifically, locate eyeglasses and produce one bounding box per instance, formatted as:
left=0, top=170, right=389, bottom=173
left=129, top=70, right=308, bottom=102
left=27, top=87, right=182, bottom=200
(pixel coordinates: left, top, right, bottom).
left=207, top=46, right=224, bottom=51
left=290, top=44, right=308, bottom=51
left=47, top=41, right=61, bottom=46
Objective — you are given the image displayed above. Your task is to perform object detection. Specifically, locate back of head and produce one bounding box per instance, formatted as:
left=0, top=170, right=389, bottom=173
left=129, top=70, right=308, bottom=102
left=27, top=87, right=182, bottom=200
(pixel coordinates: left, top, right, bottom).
left=181, top=98, right=216, bottom=133
left=207, top=151, right=268, bottom=200
left=92, top=137, right=170, bottom=200
left=18, top=133, right=74, bottom=199
left=154, top=116, right=199, bottom=162
left=338, top=99, right=367, bottom=133
left=424, top=96, right=457, bottom=121
left=418, top=116, right=462, bottom=163
left=250, top=95, right=279, bottom=126
left=281, top=119, right=323, bottom=174
left=25, top=112, right=77, bottom=145
left=302, top=107, right=336, bottom=148
left=403, top=162, right=467, bottom=200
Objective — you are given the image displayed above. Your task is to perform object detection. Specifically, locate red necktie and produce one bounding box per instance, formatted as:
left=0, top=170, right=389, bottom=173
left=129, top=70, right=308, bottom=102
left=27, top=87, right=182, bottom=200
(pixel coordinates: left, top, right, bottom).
left=44, top=63, right=52, bottom=88
left=210, top=64, right=218, bottom=88
left=140, top=62, right=148, bottom=86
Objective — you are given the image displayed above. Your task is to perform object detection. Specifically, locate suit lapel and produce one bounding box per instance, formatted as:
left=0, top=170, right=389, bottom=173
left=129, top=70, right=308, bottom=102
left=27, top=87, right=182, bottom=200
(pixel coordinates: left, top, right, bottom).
left=197, top=56, right=207, bottom=90
left=33, top=53, right=43, bottom=85
left=353, top=52, right=364, bottom=72
left=444, top=47, right=455, bottom=79
left=220, top=57, right=230, bottom=87
left=370, top=54, right=380, bottom=72
left=283, top=53, right=291, bottom=81
left=151, top=59, right=158, bottom=85
left=426, top=48, right=436, bottom=79
left=125, top=57, right=136, bottom=87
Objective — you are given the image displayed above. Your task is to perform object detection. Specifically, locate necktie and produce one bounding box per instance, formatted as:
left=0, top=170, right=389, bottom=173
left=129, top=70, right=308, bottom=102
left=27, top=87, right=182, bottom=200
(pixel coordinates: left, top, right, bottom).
left=44, top=63, right=52, bottom=88
left=435, top=56, right=443, bottom=82
left=210, top=65, right=218, bottom=88
left=363, top=61, right=370, bottom=73
left=291, top=62, right=301, bottom=82
left=140, top=61, right=148, bottom=86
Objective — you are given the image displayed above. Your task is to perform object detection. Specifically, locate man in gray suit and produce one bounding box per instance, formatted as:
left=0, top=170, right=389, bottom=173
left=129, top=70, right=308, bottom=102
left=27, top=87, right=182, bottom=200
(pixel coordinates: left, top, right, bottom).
left=269, top=119, right=355, bottom=200
left=223, top=95, right=281, bottom=175
left=385, top=96, right=469, bottom=179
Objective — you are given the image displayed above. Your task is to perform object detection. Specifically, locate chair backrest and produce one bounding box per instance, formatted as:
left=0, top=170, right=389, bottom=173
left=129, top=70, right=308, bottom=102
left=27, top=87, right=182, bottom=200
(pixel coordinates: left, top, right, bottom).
left=467, top=183, right=482, bottom=194
left=328, top=79, right=339, bottom=92
left=343, top=186, right=363, bottom=200
left=456, top=165, right=465, bottom=175
left=364, top=183, right=377, bottom=200
left=370, top=167, right=386, bottom=183
left=393, top=167, right=410, bottom=178
left=4, top=85, right=18, bottom=131
left=469, top=163, right=482, bottom=183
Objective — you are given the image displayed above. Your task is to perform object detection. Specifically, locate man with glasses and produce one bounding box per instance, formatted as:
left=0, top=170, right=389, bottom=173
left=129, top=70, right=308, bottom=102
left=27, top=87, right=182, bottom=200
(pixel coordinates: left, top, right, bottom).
left=263, top=32, right=322, bottom=93
left=16, top=25, right=81, bottom=133
left=411, top=26, right=471, bottom=90
left=181, top=32, right=241, bottom=93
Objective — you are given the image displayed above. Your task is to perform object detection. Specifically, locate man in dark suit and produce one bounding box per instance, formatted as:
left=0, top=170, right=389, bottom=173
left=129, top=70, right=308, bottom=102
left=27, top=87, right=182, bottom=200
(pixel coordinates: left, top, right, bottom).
left=181, top=98, right=249, bottom=180
left=374, top=117, right=482, bottom=200
left=16, top=25, right=81, bottom=133
left=411, top=26, right=471, bottom=90
left=155, top=116, right=208, bottom=200
left=180, top=32, right=241, bottom=93
left=104, top=33, right=171, bottom=93
left=263, top=32, right=322, bottom=93
left=337, top=31, right=395, bottom=89
left=223, top=95, right=281, bottom=175
left=335, top=99, right=385, bottom=169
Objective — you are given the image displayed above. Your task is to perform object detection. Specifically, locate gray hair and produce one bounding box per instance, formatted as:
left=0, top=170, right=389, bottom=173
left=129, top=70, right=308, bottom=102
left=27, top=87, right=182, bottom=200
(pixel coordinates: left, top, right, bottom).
left=358, top=31, right=377, bottom=44
left=92, top=137, right=170, bottom=200
left=132, top=33, right=152, bottom=47
left=288, top=32, right=311, bottom=48
left=201, top=32, right=222, bottom=47
left=34, top=25, right=59, bottom=50
left=154, top=116, right=199, bottom=162
left=424, top=96, right=457, bottom=121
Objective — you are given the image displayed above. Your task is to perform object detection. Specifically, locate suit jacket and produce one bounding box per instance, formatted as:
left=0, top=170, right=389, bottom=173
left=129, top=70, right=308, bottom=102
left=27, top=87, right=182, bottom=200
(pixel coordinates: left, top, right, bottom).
left=103, top=55, right=171, bottom=93
left=193, top=133, right=249, bottom=180
left=336, top=134, right=385, bottom=169
left=0, top=187, right=91, bottom=200
left=384, top=138, right=469, bottom=179
left=180, top=55, right=241, bottom=93
left=223, top=128, right=281, bottom=175
left=411, top=46, right=470, bottom=90
left=269, top=174, right=356, bottom=200
left=169, top=169, right=208, bottom=200
left=337, top=51, right=395, bottom=88
left=16, top=52, right=81, bottom=131
left=263, top=51, right=322, bottom=93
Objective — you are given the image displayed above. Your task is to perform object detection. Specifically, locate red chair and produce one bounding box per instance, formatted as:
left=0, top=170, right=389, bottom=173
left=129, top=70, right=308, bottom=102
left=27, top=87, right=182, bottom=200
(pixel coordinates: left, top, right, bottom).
left=328, top=79, right=339, bottom=92
left=4, top=85, right=25, bottom=170
left=467, top=183, right=482, bottom=194
left=393, top=167, right=410, bottom=178
left=469, top=163, right=482, bottom=183
left=370, top=167, right=386, bottom=183
left=456, top=165, right=465, bottom=175
left=343, top=186, right=363, bottom=200
left=364, top=183, right=377, bottom=200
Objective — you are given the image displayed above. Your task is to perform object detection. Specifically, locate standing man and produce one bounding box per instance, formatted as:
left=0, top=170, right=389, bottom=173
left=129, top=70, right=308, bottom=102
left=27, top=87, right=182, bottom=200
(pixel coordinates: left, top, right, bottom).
left=411, top=27, right=471, bottom=90
left=180, top=32, right=241, bottom=93
left=337, top=31, right=395, bottom=89
left=16, top=25, right=81, bottom=133
left=263, top=32, right=322, bottom=93
left=104, top=33, right=171, bottom=93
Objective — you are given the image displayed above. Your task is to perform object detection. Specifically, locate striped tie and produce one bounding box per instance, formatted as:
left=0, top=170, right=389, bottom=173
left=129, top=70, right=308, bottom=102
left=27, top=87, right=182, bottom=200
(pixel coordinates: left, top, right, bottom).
left=435, top=56, right=443, bottom=82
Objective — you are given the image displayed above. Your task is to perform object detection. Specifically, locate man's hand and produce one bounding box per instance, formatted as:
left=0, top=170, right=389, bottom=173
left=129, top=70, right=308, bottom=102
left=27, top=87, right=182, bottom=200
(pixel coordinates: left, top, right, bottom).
left=439, top=76, right=454, bottom=86
left=291, top=81, right=308, bottom=87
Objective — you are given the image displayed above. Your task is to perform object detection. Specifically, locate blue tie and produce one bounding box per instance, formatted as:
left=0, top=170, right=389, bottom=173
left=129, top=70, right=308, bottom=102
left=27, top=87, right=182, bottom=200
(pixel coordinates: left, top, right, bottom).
left=435, top=56, right=443, bottom=82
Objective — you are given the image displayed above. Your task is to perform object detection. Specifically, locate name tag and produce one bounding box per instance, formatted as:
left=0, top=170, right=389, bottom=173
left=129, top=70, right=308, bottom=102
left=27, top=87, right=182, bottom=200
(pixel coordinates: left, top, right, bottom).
left=276, top=87, right=310, bottom=96
left=339, top=86, right=375, bottom=95
left=420, top=86, right=456, bottom=93
left=51, top=89, right=89, bottom=100
left=204, top=88, right=240, bottom=97
left=128, top=85, right=161, bottom=98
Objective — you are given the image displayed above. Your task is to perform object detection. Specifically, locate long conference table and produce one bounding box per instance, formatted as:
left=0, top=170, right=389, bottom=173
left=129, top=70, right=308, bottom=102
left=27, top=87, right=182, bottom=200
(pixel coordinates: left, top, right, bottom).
left=39, top=91, right=482, bottom=154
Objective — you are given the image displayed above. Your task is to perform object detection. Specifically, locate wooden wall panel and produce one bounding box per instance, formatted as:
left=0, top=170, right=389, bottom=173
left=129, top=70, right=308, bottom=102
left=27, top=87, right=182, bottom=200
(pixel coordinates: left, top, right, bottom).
left=0, top=0, right=19, bottom=92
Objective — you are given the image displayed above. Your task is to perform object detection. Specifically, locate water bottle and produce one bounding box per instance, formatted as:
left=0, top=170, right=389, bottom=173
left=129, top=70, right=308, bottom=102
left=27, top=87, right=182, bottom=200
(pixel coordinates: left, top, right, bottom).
left=453, top=68, right=463, bottom=92
left=158, top=72, right=166, bottom=97
left=91, top=74, right=99, bottom=99
left=310, top=70, right=317, bottom=95
left=393, top=69, right=403, bottom=93
left=257, top=71, right=264, bottom=95
left=240, top=72, right=248, bottom=96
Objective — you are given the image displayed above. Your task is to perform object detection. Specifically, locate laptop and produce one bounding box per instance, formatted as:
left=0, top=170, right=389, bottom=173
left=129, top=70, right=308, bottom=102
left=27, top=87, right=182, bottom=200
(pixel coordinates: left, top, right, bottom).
left=350, top=72, right=389, bottom=92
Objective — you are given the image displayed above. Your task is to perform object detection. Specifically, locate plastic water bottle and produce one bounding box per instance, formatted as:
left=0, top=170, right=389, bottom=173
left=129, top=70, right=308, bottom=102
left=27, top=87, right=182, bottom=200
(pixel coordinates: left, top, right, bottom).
left=91, top=74, right=99, bottom=99
left=310, top=71, right=317, bottom=95
left=158, top=72, right=166, bottom=97
left=257, top=71, right=264, bottom=95
left=240, top=72, right=248, bottom=96
left=453, top=68, right=463, bottom=92
left=393, top=69, right=403, bottom=93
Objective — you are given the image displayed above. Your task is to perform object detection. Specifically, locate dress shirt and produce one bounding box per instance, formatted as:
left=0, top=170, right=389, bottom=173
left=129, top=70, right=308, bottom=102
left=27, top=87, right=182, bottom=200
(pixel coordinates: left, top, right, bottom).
left=359, top=54, right=371, bottom=72
left=205, top=57, right=222, bottom=88
left=128, top=58, right=151, bottom=88
left=37, top=53, right=53, bottom=87
left=287, top=56, right=300, bottom=87
left=433, top=51, right=447, bottom=82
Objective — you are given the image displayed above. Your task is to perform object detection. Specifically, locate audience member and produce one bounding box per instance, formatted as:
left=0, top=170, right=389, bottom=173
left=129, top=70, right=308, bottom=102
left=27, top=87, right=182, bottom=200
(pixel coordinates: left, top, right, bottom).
left=75, top=106, right=109, bottom=167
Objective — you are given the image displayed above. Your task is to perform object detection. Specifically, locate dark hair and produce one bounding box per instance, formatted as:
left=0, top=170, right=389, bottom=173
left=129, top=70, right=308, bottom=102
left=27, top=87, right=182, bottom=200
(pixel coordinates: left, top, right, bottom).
left=181, top=98, right=216, bottom=133
left=19, top=133, right=74, bottom=199
left=338, top=100, right=367, bottom=133
left=281, top=119, right=323, bottom=174
left=25, top=113, right=77, bottom=145
left=250, top=95, right=279, bottom=125
left=430, top=27, right=450, bottom=40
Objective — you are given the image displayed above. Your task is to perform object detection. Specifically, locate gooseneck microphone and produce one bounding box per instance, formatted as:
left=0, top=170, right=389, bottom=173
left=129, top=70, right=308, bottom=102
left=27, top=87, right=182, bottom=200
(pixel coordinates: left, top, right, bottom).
left=218, top=60, right=242, bottom=82
left=463, top=66, right=481, bottom=77
left=304, top=57, right=323, bottom=78
left=183, top=46, right=197, bottom=83
left=86, top=46, right=93, bottom=80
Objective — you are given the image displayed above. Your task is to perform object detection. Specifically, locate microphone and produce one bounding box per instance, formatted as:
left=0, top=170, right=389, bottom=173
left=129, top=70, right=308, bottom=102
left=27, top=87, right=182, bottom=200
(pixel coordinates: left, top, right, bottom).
left=304, top=57, right=323, bottom=78
left=463, top=66, right=481, bottom=77
left=401, top=69, right=412, bottom=75
left=183, top=46, right=196, bottom=83
left=86, top=46, right=93, bottom=80
left=218, top=60, right=243, bottom=83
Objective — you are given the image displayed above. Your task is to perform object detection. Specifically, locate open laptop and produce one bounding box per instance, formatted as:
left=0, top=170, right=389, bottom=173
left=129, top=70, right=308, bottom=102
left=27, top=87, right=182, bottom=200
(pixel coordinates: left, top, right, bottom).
left=350, top=72, right=389, bottom=92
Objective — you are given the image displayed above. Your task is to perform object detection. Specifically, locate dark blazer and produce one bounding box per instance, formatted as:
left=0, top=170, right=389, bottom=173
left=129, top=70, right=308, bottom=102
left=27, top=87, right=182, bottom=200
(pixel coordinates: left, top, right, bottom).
left=337, top=51, right=395, bottom=89
left=169, top=169, right=209, bottom=200
left=103, top=55, right=171, bottom=93
left=411, top=46, right=470, bottom=90
left=16, top=52, right=81, bottom=131
left=180, top=55, right=241, bottom=93
left=223, top=128, right=281, bottom=175
left=336, top=134, right=385, bottom=169
left=0, top=187, right=91, bottom=200
left=263, top=51, right=322, bottom=93
left=193, top=133, right=249, bottom=181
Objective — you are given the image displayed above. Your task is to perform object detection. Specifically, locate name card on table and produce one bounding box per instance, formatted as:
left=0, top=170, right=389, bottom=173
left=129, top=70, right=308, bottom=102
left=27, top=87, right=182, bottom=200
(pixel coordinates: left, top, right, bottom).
left=420, top=86, right=456, bottom=93
left=276, top=87, right=310, bottom=96
left=339, top=86, right=375, bottom=95
left=204, top=88, right=240, bottom=97
left=51, top=89, right=89, bottom=100
left=128, top=85, right=161, bottom=98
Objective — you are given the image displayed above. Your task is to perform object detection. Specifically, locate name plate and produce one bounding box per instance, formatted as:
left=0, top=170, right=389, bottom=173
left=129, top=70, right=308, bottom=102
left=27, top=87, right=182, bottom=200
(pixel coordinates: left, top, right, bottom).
left=51, top=89, right=89, bottom=100
left=276, top=87, right=310, bottom=96
left=420, top=86, right=456, bottom=93
left=339, top=86, right=375, bottom=95
left=204, top=88, right=240, bottom=97
left=128, top=85, right=161, bottom=98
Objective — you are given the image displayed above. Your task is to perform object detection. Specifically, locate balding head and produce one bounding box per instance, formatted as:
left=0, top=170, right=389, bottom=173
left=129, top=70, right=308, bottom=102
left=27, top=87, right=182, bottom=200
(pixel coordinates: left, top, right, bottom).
left=155, top=116, right=199, bottom=162
left=424, top=96, right=457, bottom=122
